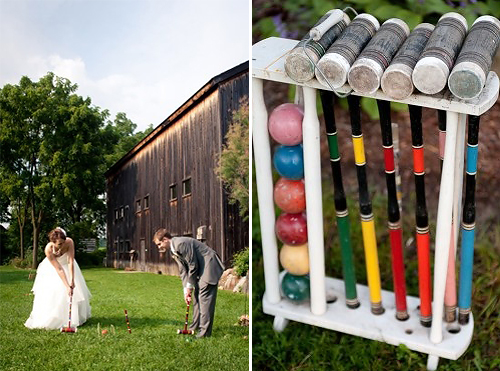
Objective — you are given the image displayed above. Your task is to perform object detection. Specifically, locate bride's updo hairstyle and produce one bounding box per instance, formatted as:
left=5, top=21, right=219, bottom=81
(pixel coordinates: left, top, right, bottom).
left=48, top=228, right=67, bottom=242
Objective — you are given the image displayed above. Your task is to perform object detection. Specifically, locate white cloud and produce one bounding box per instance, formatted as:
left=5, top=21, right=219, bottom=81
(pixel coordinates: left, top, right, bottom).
left=0, top=0, right=249, bottom=131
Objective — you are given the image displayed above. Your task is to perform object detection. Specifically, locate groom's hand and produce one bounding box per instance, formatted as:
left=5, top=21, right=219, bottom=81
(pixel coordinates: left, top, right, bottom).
left=184, top=288, right=192, bottom=304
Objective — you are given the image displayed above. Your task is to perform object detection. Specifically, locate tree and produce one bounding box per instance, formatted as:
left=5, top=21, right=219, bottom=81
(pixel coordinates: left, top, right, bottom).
left=0, top=73, right=112, bottom=267
left=0, top=72, right=155, bottom=266
left=216, top=97, right=249, bottom=219
left=105, top=112, right=154, bottom=166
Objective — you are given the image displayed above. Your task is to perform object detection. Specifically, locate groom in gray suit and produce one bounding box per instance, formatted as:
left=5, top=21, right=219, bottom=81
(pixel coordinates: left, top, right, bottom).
left=154, top=228, right=224, bottom=338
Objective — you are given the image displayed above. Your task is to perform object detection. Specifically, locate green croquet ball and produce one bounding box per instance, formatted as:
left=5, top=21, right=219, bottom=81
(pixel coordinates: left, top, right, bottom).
left=281, top=272, right=310, bottom=301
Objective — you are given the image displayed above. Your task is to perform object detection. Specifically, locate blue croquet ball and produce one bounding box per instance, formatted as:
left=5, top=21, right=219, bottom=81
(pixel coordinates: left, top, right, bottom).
left=281, top=272, right=310, bottom=301
left=273, top=145, right=304, bottom=179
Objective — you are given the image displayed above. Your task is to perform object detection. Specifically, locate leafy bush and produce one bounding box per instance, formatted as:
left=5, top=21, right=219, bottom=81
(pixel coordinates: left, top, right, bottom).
left=216, top=97, right=249, bottom=219
left=232, top=246, right=249, bottom=277
left=75, top=248, right=107, bottom=267
left=9, top=252, right=33, bottom=269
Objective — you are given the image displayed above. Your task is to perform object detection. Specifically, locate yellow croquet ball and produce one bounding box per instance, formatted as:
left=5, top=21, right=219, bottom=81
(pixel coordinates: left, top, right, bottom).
left=279, top=243, right=309, bottom=275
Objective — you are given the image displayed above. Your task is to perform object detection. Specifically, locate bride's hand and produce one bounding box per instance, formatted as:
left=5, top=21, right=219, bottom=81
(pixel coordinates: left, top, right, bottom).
left=67, top=286, right=73, bottom=296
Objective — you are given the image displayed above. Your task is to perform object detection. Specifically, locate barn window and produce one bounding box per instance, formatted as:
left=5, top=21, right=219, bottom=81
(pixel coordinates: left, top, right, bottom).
left=182, top=178, right=192, bottom=197
left=136, top=199, right=141, bottom=213
left=144, top=195, right=150, bottom=209
left=169, top=184, right=177, bottom=201
left=119, top=207, right=124, bottom=219
left=114, top=209, right=119, bottom=221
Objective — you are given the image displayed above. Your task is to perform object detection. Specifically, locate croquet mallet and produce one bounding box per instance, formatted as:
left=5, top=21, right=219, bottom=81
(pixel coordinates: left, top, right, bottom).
left=60, top=291, right=77, bottom=333
left=177, top=293, right=194, bottom=335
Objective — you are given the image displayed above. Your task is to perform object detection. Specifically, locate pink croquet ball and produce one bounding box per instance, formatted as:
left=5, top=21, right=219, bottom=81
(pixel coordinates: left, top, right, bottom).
left=268, top=103, right=304, bottom=145
left=102, top=329, right=108, bottom=335
left=274, top=177, right=306, bottom=213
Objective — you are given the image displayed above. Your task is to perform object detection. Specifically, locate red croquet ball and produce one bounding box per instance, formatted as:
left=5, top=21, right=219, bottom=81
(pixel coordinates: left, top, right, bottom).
left=268, top=103, right=304, bottom=146
left=274, top=177, right=306, bottom=213
left=102, top=329, right=108, bottom=335
left=275, top=212, right=308, bottom=246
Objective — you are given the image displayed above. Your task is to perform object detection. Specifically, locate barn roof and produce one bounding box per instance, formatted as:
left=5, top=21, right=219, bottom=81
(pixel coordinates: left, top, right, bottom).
left=105, top=60, right=249, bottom=177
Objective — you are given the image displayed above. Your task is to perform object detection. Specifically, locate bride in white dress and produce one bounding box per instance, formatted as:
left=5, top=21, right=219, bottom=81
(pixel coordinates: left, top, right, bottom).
left=25, top=227, right=91, bottom=329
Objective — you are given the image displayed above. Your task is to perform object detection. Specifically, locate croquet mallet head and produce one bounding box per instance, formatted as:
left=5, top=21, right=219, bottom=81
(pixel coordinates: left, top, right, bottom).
left=60, top=326, right=77, bottom=333
left=177, top=329, right=194, bottom=335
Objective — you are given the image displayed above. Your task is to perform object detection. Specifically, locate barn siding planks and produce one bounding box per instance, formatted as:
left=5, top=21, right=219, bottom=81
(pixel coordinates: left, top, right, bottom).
left=106, top=62, right=249, bottom=273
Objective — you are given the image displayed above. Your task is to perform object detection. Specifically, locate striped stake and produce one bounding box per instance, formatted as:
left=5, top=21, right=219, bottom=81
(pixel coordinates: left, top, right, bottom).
left=124, top=309, right=131, bottom=334
left=409, top=105, right=432, bottom=327
left=347, top=95, right=383, bottom=315
left=458, top=115, right=480, bottom=325
left=445, top=113, right=466, bottom=322
left=377, top=100, right=408, bottom=320
left=319, top=90, right=359, bottom=309
left=438, top=109, right=457, bottom=322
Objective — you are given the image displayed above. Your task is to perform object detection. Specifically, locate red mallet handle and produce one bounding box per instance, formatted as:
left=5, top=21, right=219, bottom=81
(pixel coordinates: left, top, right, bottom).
left=183, top=295, right=191, bottom=332
left=124, top=309, right=131, bottom=334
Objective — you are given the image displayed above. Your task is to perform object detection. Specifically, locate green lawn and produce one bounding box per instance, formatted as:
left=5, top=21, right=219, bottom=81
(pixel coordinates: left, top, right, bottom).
left=252, top=192, right=500, bottom=371
left=0, top=267, right=249, bottom=371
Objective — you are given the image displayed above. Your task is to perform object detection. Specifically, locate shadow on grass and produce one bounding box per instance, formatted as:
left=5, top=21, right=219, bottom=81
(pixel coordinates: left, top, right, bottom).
left=211, top=324, right=249, bottom=339
left=87, top=315, right=180, bottom=328
left=0, top=269, right=34, bottom=285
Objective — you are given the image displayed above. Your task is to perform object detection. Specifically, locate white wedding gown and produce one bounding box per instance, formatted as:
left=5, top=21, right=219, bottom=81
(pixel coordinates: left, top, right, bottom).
left=25, top=253, right=92, bottom=329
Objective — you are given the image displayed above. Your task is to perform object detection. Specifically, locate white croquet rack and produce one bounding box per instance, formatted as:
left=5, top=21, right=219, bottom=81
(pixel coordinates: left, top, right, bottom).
left=252, top=37, right=499, bottom=370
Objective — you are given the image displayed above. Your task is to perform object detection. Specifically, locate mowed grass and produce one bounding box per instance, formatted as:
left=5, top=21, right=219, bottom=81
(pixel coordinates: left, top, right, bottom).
left=252, top=191, right=500, bottom=371
left=0, top=267, right=249, bottom=371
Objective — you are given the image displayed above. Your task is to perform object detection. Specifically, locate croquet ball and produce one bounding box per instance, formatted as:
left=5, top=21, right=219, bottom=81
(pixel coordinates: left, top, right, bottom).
left=102, top=329, right=108, bottom=335
left=279, top=243, right=309, bottom=275
left=274, top=177, right=306, bottom=213
left=268, top=103, right=304, bottom=146
left=273, top=145, right=304, bottom=180
left=275, top=212, right=307, bottom=245
left=281, top=272, right=310, bottom=301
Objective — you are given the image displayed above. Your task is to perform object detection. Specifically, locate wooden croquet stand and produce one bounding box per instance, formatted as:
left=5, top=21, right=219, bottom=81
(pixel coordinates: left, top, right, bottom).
left=252, top=37, right=500, bottom=371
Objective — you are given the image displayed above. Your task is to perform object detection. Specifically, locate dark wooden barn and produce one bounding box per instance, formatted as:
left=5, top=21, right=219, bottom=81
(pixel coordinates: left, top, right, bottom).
left=105, top=61, right=249, bottom=274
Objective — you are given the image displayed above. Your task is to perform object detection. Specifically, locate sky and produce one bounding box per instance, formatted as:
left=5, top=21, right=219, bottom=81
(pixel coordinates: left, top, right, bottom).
left=0, top=0, right=250, bottom=132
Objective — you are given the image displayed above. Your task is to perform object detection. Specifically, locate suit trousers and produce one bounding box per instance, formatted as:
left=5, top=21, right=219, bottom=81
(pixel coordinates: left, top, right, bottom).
left=189, top=282, right=218, bottom=337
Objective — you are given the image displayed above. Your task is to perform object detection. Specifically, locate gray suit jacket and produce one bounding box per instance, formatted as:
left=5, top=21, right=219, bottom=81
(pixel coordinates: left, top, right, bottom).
left=171, top=237, right=225, bottom=288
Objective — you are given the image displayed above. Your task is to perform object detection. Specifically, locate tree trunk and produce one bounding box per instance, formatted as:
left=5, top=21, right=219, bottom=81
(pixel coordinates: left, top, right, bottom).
left=31, top=208, right=43, bottom=269
left=17, top=198, right=28, bottom=260
left=19, top=223, right=24, bottom=260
